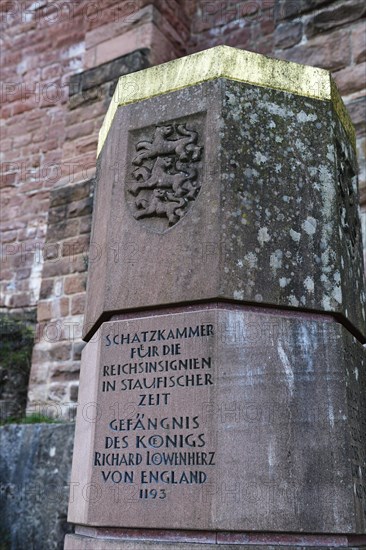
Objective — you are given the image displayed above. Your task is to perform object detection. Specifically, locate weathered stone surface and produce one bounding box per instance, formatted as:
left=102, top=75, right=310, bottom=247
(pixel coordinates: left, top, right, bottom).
left=275, top=0, right=334, bottom=21
left=65, top=526, right=366, bottom=548
left=69, top=50, right=150, bottom=97
left=352, top=22, right=366, bottom=64
left=0, top=423, right=75, bottom=549
left=64, top=533, right=366, bottom=550
left=346, top=97, right=366, bottom=134
left=276, top=28, right=351, bottom=71
left=69, top=308, right=366, bottom=533
left=84, top=79, right=365, bottom=342
left=0, top=313, right=35, bottom=421
left=84, top=4, right=186, bottom=68
left=2, top=0, right=366, bottom=438
left=358, top=139, right=366, bottom=205
left=305, top=0, right=366, bottom=38
left=274, top=21, right=303, bottom=50
left=333, top=62, right=366, bottom=96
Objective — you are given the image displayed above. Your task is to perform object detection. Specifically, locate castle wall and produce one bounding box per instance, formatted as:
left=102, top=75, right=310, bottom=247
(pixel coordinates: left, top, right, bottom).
left=0, top=0, right=365, bottom=416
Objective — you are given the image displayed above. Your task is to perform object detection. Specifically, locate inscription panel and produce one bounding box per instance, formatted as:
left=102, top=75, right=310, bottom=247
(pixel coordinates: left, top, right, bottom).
left=73, top=312, right=219, bottom=528
left=94, top=316, right=216, bottom=512
left=69, top=309, right=366, bottom=533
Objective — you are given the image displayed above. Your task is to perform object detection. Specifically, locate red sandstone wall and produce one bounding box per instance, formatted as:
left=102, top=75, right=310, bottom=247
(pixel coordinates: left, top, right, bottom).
left=0, top=0, right=189, bottom=416
left=0, top=0, right=365, bottom=417
left=0, top=0, right=188, bottom=312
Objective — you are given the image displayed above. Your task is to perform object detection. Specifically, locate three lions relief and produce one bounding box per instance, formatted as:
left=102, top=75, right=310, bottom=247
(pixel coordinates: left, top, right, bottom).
left=127, top=123, right=203, bottom=231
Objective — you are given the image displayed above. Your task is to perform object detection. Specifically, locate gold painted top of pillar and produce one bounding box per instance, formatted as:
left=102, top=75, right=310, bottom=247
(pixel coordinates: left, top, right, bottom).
left=97, top=45, right=355, bottom=156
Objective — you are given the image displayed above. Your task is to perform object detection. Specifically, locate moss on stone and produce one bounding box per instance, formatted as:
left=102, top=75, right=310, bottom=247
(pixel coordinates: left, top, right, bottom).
left=0, top=313, right=35, bottom=422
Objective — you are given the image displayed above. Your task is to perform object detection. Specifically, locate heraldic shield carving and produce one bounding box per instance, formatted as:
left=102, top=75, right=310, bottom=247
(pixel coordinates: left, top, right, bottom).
left=337, top=141, right=361, bottom=260
left=126, top=119, right=204, bottom=232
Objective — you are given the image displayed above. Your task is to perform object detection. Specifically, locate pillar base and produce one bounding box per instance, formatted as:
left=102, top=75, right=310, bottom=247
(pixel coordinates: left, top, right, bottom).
left=65, top=528, right=366, bottom=549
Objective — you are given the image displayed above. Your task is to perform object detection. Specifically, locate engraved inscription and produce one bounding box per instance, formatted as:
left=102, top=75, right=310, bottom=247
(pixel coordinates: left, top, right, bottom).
left=80, top=313, right=366, bottom=529
left=344, top=343, right=366, bottom=521
left=127, top=123, right=203, bottom=231
left=337, top=142, right=360, bottom=258
left=94, top=320, right=216, bottom=504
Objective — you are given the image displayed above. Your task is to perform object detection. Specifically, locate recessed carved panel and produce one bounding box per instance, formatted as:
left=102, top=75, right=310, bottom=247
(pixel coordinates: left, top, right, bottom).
left=337, top=142, right=360, bottom=259
left=126, top=118, right=204, bottom=232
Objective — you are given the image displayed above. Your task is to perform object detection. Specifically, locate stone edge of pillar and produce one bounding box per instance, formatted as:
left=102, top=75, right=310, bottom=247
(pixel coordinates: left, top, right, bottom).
left=83, top=301, right=365, bottom=344
left=97, top=45, right=355, bottom=157
left=65, top=528, right=366, bottom=550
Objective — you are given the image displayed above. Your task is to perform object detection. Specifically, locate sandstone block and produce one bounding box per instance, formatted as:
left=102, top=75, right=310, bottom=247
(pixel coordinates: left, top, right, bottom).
left=274, top=21, right=303, bottom=50
left=352, top=22, right=366, bottom=64
left=333, top=62, right=366, bottom=96
left=68, top=309, right=366, bottom=533
left=83, top=47, right=365, bottom=342
left=305, top=0, right=366, bottom=38
left=277, top=28, right=351, bottom=71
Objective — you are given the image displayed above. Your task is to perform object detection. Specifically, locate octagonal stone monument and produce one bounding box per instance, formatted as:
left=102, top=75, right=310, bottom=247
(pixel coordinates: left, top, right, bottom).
left=83, top=46, right=365, bottom=344
left=66, top=47, right=366, bottom=550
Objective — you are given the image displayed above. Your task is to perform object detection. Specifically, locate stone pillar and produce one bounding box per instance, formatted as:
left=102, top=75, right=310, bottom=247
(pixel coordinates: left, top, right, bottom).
left=65, top=46, right=366, bottom=550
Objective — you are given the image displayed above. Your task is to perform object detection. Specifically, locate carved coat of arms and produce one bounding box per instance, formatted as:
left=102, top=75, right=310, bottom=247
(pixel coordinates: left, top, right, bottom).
left=337, top=143, right=360, bottom=259
left=127, top=123, right=203, bottom=231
